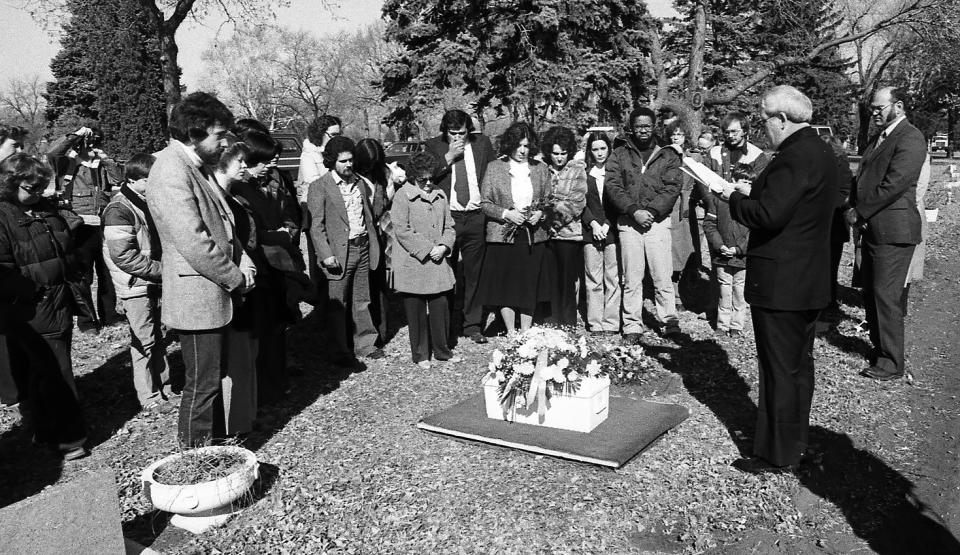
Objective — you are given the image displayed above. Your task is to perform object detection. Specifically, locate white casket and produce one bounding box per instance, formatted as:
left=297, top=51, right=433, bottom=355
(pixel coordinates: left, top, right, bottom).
left=483, top=375, right=610, bottom=433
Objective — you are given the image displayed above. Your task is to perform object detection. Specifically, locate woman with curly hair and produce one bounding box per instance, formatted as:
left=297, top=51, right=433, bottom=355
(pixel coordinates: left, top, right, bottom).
left=477, top=122, right=552, bottom=334
left=0, top=154, right=88, bottom=460
left=540, top=126, right=587, bottom=327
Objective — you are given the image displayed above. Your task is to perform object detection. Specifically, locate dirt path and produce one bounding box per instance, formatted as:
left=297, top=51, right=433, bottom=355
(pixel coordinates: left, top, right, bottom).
left=896, top=223, right=960, bottom=550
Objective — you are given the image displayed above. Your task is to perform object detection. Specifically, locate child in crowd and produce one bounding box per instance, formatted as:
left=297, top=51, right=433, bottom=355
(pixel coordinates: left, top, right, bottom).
left=101, top=153, right=174, bottom=409
left=703, top=163, right=754, bottom=337
left=390, top=151, right=461, bottom=369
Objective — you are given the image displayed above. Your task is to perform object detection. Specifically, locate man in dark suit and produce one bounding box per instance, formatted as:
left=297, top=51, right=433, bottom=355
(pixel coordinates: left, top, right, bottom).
left=723, top=85, right=839, bottom=473
left=424, top=109, right=496, bottom=344
left=847, top=86, right=926, bottom=381
left=307, top=136, right=384, bottom=366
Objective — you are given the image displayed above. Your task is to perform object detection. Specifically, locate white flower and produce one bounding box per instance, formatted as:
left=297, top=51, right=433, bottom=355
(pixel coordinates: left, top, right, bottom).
left=586, top=360, right=601, bottom=377
left=495, top=371, right=506, bottom=382
left=515, top=362, right=536, bottom=376
left=566, top=370, right=581, bottom=382
left=556, top=357, right=570, bottom=370
left=488, top=362, right=497, bottom=372
left=517, top=343, right=538, bottom=359
left=540, top=365, right=559, bottom=382
left=492, top=349, right=504, bottom=366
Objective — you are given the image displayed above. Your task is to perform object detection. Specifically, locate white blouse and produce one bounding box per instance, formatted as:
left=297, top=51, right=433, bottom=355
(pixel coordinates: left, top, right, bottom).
left=589, top=165, right=605, bottom=198
left=508, top=160, right=534, bottom=212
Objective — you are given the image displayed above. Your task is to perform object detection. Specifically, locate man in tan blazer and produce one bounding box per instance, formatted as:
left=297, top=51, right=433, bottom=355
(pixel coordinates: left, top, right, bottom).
left=307, top=136, right=383, bottom=366
left=146, top=92, right=257, bottom=446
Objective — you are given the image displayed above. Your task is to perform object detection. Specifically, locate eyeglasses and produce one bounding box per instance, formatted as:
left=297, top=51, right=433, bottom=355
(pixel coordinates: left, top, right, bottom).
left=19, top=184, right=44, bottom=196
left=551, top=150, right=568, bottom=157
left=870, top=103, right=892, bottom=114
left=723, top=128, right=743, bottom=135
left=447, top=130, right=467, bottom=136
left=414, top=176, right=435, bottom=186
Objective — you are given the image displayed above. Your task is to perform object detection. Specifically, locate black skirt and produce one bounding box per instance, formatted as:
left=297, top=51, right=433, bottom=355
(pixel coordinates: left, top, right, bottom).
left=477, top=232, right=548, bottom=312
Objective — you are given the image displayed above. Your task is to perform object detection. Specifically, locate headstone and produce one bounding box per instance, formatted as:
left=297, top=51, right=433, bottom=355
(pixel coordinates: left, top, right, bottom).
left=0, top=468, right=125, bottom=555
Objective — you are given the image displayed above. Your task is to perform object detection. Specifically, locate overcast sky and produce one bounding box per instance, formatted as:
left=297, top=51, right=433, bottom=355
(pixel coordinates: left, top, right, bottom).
left=0, top=0, right=676, bottom=90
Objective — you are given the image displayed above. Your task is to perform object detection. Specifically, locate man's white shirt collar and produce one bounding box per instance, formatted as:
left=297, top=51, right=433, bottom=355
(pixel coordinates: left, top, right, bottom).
left=173, top=139, right=204, bottom=168
left=882, top=115, right=907, bottom=138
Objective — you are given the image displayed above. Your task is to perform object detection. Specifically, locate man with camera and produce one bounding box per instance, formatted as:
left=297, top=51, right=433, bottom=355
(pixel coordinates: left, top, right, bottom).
left=47, top=126, right=123, bottom=330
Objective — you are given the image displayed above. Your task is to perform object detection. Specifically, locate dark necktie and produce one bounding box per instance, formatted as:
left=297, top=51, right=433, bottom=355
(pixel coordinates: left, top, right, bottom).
left=454, top=155, right=470, bottom=206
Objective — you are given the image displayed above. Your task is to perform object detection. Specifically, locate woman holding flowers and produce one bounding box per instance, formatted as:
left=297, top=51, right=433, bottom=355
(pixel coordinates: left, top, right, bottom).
left=478, top=122, right=552, bottom=334
left=391, top=151, right=460, bottom=369
left=541, top=126, right=587, bottom=327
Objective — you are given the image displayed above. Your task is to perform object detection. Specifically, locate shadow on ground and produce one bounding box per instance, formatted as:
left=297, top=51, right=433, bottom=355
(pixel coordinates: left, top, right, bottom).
left=799, top=427, right=960, bottom=554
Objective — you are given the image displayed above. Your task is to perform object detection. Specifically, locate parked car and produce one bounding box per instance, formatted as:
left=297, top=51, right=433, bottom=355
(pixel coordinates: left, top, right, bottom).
left=930, top=133, right=950, bottom=154
left=811, top=125, right=834, bottom=138
left=384, top=141, right=425, bottom=166
left=272, top=131, right=303, bottom=182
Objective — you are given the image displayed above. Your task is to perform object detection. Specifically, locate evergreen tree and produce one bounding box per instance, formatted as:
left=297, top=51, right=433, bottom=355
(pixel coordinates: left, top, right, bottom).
left=381, top=0, right=654, bottom=131
left=46, top=0, right=168, bottom=158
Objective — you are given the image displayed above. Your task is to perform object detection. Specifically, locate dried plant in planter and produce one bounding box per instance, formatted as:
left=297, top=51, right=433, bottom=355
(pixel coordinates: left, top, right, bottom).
left=152, top=449, right=247, bottom=486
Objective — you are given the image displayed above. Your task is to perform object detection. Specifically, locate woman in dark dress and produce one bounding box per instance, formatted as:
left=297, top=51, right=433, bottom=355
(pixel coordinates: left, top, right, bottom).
left=0, top=154, right=88, bottom=460
left=477, top=122, right=552, bottom=334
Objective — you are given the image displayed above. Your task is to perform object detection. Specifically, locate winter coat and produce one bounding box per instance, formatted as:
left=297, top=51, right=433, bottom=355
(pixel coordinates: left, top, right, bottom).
left=605, top=137, right=682, bottom=224
left=702, top=193, right=750, bottom=269
left=102, top=186, right=161, bottom=299
left=480, top=158, right=553, bottom=244
left=0, top=200, right=77, bottom=336
left=547, top=160, right=587, bottom=241
left=46, top=134, right=121, bottom=217
left=390, top=183, right=456, bottom=295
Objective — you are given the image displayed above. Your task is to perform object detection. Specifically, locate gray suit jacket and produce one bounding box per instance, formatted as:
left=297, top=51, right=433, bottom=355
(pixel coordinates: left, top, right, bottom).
left=145, top=143, right=255, bottom=330
left=306, top=171, right=381, bottom=280
left=853, top=119, right=925, bottom=245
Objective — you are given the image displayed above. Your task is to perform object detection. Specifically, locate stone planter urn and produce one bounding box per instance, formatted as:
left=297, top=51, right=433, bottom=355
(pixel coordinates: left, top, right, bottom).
left=141, top=445, right=258, bottom=534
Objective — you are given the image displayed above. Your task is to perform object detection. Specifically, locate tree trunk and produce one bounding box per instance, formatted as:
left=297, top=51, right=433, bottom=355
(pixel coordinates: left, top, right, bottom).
left=159, top=29, right=182, bottom=115
left=857, top=100, right=872, bottom=155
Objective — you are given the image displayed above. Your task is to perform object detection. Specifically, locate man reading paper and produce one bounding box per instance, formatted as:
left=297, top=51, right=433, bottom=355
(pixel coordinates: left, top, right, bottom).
left=719, top=85, right=838, bottom=474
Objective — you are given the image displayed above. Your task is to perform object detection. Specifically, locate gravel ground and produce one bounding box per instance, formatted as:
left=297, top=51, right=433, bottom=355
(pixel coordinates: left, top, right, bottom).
left=1, top=173, right=958, bottom=554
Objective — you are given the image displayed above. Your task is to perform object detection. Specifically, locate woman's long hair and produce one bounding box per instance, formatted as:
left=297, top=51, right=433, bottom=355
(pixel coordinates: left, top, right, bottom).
left=354, top=138, right=388, bottom=189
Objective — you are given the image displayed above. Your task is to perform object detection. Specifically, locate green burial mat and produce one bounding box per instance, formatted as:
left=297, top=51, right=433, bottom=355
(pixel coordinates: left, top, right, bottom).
left=417, top=394, right=689, bottom=468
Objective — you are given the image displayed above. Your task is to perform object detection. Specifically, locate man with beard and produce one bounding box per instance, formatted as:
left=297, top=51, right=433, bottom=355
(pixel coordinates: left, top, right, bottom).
left=307, top=136, right=384, bottom=366
left=606, top=107, right=683, bottom=343
left=145, top=92, right=257, bottom=446
left=847, top=86, right=926, bottom=381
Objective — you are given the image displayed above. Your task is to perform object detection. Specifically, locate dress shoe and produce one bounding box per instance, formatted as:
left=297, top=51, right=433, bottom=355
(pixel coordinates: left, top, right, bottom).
left=469, top=332, right=488, bottom=344
left=416, top=360, right=431, bottom=370
left=732, top=457, right=796, bottom=475
left=860, top=365, right=902, bottom=381
left=365, top=348, right=386, bottom=360
left=728, top=329, right=742, bottom=338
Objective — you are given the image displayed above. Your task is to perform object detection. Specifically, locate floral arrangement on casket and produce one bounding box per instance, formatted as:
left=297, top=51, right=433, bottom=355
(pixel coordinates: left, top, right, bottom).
left=482, top=326, right=653, bottom=432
